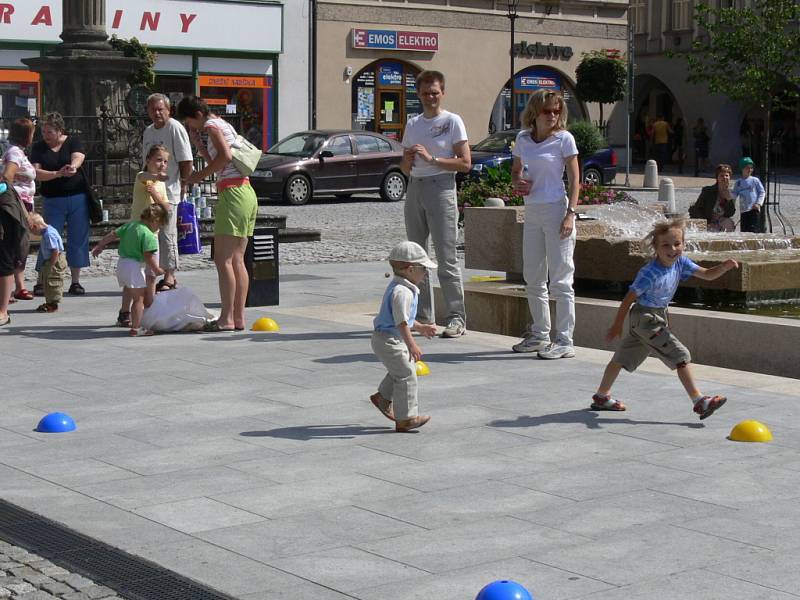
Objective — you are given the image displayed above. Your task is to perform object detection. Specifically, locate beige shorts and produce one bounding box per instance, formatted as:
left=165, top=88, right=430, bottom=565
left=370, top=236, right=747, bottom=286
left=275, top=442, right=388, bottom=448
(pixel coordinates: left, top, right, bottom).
left=612, top=304, right=691, bottom=371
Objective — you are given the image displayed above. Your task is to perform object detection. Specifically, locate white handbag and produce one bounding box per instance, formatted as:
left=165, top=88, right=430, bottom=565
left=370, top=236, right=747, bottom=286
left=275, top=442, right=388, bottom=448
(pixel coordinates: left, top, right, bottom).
left=230, top=134, right=263, bottom=176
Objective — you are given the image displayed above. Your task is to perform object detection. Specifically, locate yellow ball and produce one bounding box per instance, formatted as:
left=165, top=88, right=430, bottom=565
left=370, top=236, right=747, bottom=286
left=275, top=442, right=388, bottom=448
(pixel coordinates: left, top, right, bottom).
left=415, top=360, right=430, bottom=376
left=728, top=420, right=773, bottom=443
left=251, top=317, right=280, bottom=332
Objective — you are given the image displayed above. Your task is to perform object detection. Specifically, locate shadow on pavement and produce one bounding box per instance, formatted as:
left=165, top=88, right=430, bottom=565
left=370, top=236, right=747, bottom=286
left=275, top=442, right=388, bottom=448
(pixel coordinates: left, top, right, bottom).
left=8, top=324, right=123, bottom=340
left=241, top=424, right=393, bottom=440
left=489, top=409, right=704, bottom=431
left=314, top=350, right=523, bottom=365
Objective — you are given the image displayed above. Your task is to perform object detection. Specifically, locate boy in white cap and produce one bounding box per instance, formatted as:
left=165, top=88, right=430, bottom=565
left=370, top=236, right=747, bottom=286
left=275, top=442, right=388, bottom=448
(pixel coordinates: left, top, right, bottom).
left=371, top=241, right=439, bottom=432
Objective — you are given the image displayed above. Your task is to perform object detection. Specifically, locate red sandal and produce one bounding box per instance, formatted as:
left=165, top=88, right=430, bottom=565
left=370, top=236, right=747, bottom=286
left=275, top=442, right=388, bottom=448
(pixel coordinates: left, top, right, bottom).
left=14, top=289, right=34, bottom=300
left=590, top=394, right=627, bottom=411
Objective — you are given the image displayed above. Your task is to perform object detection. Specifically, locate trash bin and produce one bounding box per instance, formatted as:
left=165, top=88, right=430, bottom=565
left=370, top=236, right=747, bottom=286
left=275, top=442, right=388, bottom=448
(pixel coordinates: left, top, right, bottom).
left=245, top=227, right=279, bottom=307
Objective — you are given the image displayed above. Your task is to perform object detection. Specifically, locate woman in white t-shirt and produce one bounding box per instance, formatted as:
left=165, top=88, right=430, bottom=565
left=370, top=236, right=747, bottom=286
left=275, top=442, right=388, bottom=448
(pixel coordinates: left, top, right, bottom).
left=510, top=90, right=580, bottom=359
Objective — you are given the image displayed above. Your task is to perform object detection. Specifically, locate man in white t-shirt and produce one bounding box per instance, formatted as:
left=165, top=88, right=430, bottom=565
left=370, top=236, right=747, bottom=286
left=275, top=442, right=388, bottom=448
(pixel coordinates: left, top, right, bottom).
left=142, top=93, right=193, bottom=290
left=400, top=70, right=471, bottom=338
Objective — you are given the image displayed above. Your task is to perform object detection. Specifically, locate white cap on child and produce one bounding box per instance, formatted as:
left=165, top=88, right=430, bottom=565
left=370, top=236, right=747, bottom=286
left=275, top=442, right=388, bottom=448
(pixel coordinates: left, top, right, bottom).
left=388, top=241, right=438, bottom=269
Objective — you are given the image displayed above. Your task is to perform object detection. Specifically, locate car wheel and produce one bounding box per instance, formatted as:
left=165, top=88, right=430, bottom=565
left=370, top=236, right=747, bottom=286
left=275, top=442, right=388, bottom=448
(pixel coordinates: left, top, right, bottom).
left=380, top=171, right=406, bottom=202
left=583, top=167, right=602, bottom=186
left=284, top=174, right=312, bottom=205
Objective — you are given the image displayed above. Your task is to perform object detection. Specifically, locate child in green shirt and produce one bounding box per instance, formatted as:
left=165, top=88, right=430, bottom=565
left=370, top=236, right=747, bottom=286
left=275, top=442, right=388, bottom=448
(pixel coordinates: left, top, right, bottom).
left=93, top=204, right=168, bottom=336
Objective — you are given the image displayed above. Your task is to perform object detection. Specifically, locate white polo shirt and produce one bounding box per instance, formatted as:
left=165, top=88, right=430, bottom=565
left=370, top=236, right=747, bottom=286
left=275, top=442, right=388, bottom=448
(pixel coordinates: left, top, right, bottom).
left=512, top=129, right=578, bottom=204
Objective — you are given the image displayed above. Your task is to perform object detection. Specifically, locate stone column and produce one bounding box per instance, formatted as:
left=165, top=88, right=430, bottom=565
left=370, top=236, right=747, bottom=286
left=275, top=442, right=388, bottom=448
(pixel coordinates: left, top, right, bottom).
left=59, top=0, right=112, bottom=52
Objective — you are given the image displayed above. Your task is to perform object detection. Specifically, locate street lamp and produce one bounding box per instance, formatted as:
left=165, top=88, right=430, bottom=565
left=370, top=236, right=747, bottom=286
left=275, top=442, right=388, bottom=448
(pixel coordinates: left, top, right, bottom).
left=507, top=0, right=519, bottom=129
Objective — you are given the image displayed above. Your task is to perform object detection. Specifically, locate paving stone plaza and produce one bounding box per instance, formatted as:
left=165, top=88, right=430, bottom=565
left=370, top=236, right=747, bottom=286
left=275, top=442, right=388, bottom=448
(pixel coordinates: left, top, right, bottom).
left=2, top=221, right=800, bottom=599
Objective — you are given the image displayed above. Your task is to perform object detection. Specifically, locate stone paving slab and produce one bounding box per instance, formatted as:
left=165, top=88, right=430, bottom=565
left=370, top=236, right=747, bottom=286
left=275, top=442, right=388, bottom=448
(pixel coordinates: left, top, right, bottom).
left=2, top=263, right=800, bottom=600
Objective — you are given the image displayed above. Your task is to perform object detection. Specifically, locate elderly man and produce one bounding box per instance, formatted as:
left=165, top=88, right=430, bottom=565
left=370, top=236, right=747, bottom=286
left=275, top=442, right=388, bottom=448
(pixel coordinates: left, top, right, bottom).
left=142, top=93, right=193, bottom=290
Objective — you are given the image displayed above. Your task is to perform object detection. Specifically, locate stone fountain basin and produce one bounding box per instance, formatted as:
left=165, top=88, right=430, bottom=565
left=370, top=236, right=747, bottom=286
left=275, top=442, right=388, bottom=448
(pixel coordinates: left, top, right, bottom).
left=465, top=206, right=800, bottom=293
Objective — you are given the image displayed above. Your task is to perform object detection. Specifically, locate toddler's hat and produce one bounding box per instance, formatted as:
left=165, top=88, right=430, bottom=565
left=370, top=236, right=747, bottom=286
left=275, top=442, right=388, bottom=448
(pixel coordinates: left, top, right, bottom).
left=388, top=241, right=437, bottom=269
left=739, top=156, right=755, bottom=170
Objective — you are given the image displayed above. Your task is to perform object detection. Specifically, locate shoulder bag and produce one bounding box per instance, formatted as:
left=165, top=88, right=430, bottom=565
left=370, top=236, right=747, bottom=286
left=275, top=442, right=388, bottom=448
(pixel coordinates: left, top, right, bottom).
left=79, top=167, right=103, bottom=224
left=230, top=134, right=263, bottom=177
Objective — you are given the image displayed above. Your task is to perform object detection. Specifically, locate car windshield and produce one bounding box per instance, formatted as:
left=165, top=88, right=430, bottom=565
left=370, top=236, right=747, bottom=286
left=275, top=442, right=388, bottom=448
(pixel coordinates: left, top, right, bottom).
left=472, top=132, right=516, bottom=153
left=268, top=133, right=327, bottom=157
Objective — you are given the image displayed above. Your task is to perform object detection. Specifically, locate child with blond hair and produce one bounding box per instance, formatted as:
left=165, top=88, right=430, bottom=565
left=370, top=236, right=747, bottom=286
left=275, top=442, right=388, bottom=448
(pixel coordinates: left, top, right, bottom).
left=92, top=204, right=168, bottom=336
left=28, top=213, right=66, bottom=313
left=592, top=218, right=738, bottom=419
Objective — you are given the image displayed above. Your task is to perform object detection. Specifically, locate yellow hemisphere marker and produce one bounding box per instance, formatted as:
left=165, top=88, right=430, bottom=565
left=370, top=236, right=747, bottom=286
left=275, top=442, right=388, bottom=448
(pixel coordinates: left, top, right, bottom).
left=251, top=317, right=280, bottom=332
left=415, top=360, right=431, bottom=376
left=728, top=420, right=773, bottom=443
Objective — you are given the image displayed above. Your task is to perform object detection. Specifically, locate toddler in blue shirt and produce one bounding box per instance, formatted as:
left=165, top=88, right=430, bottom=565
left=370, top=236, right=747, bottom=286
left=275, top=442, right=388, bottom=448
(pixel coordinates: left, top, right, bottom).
left=370, top=241, right=438, bottom=432
left=28, top=214, right=67, bottom=313
left=592, top=219, right=738, bottom=420
left=733, top=157, right=765, bottom=233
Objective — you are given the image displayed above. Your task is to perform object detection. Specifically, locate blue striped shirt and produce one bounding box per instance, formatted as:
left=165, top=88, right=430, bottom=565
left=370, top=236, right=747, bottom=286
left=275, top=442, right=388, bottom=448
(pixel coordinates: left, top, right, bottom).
left=630, top=256, right=700, bottom=308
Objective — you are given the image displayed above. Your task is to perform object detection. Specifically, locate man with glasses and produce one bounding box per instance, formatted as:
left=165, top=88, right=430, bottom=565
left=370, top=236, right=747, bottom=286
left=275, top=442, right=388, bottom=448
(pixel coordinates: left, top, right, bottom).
left=400, top=70, right=471, bottom=338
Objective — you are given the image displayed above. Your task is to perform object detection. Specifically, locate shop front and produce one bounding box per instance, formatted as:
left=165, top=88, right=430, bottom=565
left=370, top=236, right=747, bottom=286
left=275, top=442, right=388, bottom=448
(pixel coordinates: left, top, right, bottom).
left=315, top=2, right=628, bottom=146
left=0, top=0, right=282, bottom=149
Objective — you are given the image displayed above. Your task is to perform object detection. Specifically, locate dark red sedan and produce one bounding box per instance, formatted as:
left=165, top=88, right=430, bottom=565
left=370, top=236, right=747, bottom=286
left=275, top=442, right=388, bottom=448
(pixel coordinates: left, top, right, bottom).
left=250, top=130, right=407, bottom=205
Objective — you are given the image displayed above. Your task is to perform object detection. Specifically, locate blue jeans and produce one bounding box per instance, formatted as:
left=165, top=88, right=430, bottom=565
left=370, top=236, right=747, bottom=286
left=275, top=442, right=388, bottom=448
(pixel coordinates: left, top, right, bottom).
left=43, top=193, right=90, bottom=268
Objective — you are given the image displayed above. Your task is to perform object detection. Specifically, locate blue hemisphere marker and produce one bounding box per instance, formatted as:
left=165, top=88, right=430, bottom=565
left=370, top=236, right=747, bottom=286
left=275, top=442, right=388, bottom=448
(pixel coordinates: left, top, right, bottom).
left=475, top=580, right=534, bottom=600
left=36, top=412, right=77, bottom=433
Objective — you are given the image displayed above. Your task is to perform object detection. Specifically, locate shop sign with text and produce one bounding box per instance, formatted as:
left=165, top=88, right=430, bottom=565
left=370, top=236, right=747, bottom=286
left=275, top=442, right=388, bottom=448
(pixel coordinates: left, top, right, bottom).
left=0, top=0, right=282, bottom=52
left=352, top=28, right=438, bottom=52
left=512, top=41, right=573, bottom=60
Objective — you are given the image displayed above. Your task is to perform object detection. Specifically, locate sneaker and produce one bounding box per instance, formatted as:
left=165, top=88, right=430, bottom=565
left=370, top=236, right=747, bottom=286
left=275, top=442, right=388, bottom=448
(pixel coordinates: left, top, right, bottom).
left=68, top=282, right=85, bottom=295
left=693, top=395, right=727, bottom=420
left=441, top=320, right=466, bottom=338
left=33, top=283, right=44, bottom=297
left=512, top=333, right=550, bottom=353
left=537, top=343, right=576, bottom=360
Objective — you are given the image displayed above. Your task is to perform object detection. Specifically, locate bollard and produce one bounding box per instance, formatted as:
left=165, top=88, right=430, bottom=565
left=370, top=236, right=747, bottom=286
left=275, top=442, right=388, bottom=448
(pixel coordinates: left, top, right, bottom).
left=658, top=177, right=677, bottom=216
left=484, top=197, right=505, bottom=207
left=643, top=159, right=659, bottom=189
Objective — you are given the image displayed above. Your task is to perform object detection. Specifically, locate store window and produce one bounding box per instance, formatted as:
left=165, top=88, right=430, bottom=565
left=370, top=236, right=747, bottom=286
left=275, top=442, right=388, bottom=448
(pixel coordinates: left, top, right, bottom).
left=198, top=74, right=274, bottom=150
left=351, top=60, right=421, bottom=141
left=488, top=66, right=586, bottom=134
left=0, top=70, right=40, bottom=120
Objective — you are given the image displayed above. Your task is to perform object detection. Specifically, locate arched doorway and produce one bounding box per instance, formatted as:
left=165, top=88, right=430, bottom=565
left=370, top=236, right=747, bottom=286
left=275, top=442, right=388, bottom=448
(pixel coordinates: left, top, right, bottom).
left=488, top=66, right=587, bottom=134
left=632, top=74, right=684, bottom=166
left=350, top=59, right=421, bottom=141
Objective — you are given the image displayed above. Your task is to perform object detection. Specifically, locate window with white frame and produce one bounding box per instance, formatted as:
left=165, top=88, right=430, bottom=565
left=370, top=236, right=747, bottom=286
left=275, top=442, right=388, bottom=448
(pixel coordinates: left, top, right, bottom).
left=631, top=0, right=646, bottom=34
left=672, top=0, right=692, bottom=30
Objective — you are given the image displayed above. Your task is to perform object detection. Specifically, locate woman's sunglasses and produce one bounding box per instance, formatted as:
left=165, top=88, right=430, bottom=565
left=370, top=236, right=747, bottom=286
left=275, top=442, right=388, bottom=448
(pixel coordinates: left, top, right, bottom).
left=540, top=109, right=561, bottom=116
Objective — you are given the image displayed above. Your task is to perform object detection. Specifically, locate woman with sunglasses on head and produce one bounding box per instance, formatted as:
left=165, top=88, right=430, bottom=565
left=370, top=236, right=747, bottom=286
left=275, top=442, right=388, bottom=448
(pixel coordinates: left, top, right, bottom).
left=510, top=89, right=580, bottom=360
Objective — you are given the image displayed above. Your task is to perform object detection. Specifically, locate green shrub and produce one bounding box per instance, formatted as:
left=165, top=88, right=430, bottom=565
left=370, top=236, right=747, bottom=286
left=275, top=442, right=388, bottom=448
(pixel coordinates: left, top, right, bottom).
left=567, top=120, right=606, bottom=158
left=457, top=163, right=523, bottom=220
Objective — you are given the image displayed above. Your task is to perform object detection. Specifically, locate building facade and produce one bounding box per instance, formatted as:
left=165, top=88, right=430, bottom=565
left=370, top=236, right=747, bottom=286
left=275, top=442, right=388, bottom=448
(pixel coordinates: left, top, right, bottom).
left=314, top=0, right=629, bottom=145
left=613, top=0, right=799, bottom=170
left=0, top=0, right=310, bottom=147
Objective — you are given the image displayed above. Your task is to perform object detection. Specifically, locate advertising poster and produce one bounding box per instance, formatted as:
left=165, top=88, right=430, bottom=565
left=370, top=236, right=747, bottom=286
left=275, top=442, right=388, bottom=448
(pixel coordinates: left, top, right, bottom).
left=357, top=87, right=374, bottom=122
left=378, top=62, right=403, bottom=86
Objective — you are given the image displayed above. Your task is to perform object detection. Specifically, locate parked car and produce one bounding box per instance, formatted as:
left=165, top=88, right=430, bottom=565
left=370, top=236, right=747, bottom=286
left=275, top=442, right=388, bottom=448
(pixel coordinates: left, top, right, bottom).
left=250, top=130, right=407, bottom=205
left=460, top=129, right=617, bottom=186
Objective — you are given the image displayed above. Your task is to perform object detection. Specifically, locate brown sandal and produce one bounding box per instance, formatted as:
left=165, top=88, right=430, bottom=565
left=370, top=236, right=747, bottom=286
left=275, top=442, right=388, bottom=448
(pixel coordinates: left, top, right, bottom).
left=590, top=394, right=626, bottom=411
left=370, top=393, right=395, bottom=421
left=36, top=303, right=59, bottom=313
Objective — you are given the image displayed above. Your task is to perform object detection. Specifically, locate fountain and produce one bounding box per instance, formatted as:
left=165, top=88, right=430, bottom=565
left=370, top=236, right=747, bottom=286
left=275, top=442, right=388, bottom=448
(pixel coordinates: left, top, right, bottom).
left=444, top=203, right=800, bottom=378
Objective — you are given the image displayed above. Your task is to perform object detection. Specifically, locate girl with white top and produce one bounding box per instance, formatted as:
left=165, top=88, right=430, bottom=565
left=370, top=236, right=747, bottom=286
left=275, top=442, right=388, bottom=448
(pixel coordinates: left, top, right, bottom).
left=178, top=96, right=258, bottom=332
left=510, top=89, right=580, bottom=359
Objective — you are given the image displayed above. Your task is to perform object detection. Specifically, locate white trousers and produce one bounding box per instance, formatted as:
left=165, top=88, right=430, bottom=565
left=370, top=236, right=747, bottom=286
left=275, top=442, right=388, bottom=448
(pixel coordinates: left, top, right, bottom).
left=522, top=200, right=576, bottom=346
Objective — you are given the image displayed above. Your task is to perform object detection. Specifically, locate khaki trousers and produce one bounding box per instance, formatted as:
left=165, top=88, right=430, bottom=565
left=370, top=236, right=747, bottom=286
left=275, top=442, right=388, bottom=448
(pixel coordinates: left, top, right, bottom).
left=42, top=254, right=67, bottom=304
left=371, top=331, right=418, bottom=421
